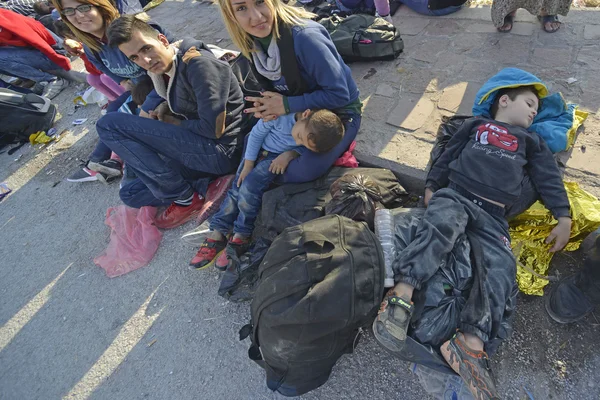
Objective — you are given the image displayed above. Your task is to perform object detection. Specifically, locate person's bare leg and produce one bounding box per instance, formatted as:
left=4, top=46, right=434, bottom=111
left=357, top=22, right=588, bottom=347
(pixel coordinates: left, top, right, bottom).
left=539, top=9, right=561, bottom=32
left=232, top=233, right=249, bottom=242
left=497, top=10, right=517, bottom=32
left=392, top=282, right=414, bottom=300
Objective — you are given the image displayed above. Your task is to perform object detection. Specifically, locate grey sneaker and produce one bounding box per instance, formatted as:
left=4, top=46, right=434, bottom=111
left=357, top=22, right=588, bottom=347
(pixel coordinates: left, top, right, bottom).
left=42, top=78, right=69, bottom=99
left=31, top=81, right=46, bottom=95
left=87, top=159, right=123, bottom=178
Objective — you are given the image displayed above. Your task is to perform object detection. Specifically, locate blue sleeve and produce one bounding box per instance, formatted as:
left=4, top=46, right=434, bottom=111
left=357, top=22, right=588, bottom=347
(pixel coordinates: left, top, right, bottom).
left=140, top=89, right=164, bottom=113
left=83, top=46, right=123, bottom=85
left=286, top=27, right=351, bottom=112
left=244, top=119, right=273, bottom=161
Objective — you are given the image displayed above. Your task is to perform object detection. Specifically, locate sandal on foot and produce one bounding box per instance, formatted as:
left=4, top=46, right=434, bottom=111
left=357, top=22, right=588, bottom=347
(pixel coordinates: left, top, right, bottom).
left=497, top=14, right=514, bottom=33
left=538, top=15, right=561, bottom=33
left=372, top=290, right=414, bottom=355
left=441, top=333, right=500, bottom=400
left=189, top=237, right=227, bottom=270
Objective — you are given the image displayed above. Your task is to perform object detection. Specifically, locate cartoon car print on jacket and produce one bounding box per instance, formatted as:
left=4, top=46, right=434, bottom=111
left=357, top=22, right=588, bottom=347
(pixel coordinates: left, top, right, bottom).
left=475, top=123, right=519, bottom=152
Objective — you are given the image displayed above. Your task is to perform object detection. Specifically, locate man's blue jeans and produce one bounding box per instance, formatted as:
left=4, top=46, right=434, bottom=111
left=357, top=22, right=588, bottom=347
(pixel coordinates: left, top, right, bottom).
left=90, top=90, right=164, bottom=163
left=0, top=47, right=60, bottom=83
left=210, top=151, right=278, bottom=237
left=96, top=112, right=239, bottom=207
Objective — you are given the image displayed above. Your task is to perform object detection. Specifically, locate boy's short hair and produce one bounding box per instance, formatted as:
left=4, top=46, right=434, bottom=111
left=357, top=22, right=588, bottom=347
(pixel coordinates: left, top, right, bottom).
left=131, top=76, right=154, bottom=106
left=107, top=14, right=159, bottom=47
left=305, top=110, right=345, bottom=153
left=33, top=1, right=52, bottom=15
left=490, top=86, right=540, bottom=118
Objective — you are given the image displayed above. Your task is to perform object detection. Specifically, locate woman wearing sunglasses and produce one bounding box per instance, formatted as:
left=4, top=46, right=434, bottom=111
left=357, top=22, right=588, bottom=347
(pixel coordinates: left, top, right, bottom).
left=52, top=0, right=171, bottom=182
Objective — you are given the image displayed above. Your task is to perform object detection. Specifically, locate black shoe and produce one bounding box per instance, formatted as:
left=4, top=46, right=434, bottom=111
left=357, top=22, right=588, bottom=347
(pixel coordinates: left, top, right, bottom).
left=545, top=272, right=594, bottom=324
left=545, top=228, right=600, bottom=324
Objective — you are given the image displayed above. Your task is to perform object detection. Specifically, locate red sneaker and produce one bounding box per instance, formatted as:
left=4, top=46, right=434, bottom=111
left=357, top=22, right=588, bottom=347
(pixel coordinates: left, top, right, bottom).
left=215, top=237, right=250, bottom=272
left=155, top=193, right=205, bottom=229
left=189, top=237, right=227, bottom=270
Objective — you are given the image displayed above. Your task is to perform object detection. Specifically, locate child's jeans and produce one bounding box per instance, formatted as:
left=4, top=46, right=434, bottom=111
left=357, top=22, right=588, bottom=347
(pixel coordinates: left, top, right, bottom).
left=393, top=184, right=518, bottom=344
left=210, top=151, right=279, bottom=237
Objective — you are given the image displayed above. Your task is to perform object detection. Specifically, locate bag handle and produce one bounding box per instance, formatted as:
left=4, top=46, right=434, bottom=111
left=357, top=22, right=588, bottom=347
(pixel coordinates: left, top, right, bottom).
left=301, top=231, right=334, bottom=252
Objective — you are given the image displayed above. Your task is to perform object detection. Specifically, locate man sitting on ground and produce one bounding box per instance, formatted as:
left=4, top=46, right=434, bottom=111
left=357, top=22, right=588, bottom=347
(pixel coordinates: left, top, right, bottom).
left=96, top=15, right=245, bottom=228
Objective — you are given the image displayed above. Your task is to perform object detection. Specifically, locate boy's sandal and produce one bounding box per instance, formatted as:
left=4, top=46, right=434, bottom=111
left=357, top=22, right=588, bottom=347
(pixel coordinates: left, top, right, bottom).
left=441, top=333, right=500, bottom=400
left=372, top=290, right=414, bottom=355
left=538, top=15, right=561, bottom=33
left=189, top=237, right=227, bottom=270
left=497, top=14, right=514, bottom=33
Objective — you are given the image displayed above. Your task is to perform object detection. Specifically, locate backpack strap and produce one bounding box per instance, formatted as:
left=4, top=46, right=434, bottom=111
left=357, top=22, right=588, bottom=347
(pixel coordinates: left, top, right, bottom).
left=278, top=23, right=309, bottom=96
left=301, top=231, right=333, bottom=250
left=247, top=22, right=310, bottom=97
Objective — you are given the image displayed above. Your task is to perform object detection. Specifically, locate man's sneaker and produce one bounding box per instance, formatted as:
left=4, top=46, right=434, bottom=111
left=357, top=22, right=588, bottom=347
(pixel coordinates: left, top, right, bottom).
left=42, top=78, right=69, bottom=99
left=67, top=162, right=118, bottom=183
left=67, top=166, right=100, bottom=182
left=88, top=159, right=123, bottom=178
left=31, top=81, right=45, bottom=95
left=215, top=237, right=250, bottom=272
left=155, top=193, right=205, bottom=229
left=545, top=229, right=600, bottom=324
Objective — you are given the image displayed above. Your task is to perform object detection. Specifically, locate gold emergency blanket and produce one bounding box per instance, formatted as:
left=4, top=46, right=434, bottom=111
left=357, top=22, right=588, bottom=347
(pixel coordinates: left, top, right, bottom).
left=509, top=182, right=600, bottom=296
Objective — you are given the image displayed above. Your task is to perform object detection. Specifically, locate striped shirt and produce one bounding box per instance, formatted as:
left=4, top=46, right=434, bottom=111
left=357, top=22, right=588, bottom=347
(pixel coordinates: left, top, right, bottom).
left=0, top=0, right=39, bottom=16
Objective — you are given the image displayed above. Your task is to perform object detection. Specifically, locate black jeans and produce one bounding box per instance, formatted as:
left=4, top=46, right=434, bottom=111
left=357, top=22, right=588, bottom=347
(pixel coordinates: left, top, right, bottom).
left=393, top=187, right=518, bottom=342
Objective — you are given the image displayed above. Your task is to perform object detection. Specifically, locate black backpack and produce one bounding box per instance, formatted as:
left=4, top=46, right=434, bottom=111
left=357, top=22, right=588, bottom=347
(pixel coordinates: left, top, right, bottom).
left=318, top=14, right=404, bottom=62
left=259, top=167, right=408, bottom=239
left=0, top=88, right=56, bottom=152
left=240, top=215, right=385, bottom=396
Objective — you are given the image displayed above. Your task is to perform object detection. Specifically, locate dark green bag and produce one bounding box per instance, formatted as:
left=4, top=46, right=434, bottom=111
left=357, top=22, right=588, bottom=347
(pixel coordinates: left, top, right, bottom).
left=241, top=215, right=385, bottom=396
left=319, top=14, right=404, bottom=62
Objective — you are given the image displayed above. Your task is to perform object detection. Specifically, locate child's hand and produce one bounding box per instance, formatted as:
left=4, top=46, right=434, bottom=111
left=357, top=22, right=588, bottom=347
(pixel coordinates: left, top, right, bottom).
left=269, top=152, right=295, bottom=175
left=424, top=187, right=434, bottom=207
left=546, top=217, right=572, bottom=253
left=237, top=160, right=255, bottom=187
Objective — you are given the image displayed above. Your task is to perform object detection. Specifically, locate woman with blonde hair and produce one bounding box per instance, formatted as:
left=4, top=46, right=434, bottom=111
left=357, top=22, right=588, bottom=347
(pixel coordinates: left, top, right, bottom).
left=52, top=0, right=170, bottom=182
left=218, top=0, right=362, bottom=184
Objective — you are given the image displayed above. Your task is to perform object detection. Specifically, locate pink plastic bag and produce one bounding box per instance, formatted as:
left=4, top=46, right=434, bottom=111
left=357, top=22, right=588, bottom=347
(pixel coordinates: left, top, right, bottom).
left=334, top=140, right=359, bottom=168
left=94, top=206, right=163, bottom=278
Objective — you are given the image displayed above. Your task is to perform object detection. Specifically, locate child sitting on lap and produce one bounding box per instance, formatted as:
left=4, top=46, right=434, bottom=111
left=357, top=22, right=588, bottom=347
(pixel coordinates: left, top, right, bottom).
left=372, top=85, right=572, bottom=400
left=191, top=109, right=345, bottom=271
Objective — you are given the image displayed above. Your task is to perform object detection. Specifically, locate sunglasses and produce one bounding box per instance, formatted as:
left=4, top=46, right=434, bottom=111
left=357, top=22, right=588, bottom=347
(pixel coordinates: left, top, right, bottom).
left=61, top=4, right=93, bottom=16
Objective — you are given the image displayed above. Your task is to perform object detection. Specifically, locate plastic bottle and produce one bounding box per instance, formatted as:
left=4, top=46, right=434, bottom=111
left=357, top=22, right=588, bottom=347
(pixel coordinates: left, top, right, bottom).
left=374, top=208, right=396, bottom=288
